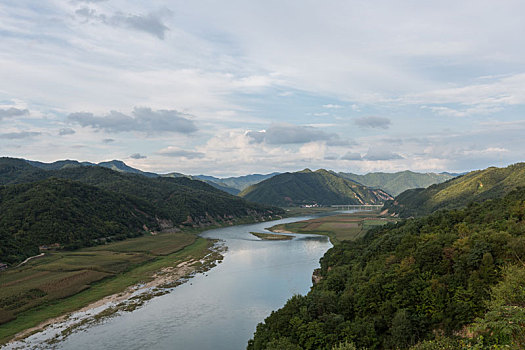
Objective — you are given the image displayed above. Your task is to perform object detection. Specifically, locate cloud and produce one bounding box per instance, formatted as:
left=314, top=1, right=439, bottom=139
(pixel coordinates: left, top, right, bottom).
left=322, top=104, right=343, bottom=109
left=129, top=153, right=147, bottom=159
left=341, top=152, right=362, bottom=160
left=75, top=7, right=170, bottom=39
left=58, top=127, right=76, bottom=136
left=324, top=153, right=339, bottom=160
left=246, top=124, right=340, bottom=145
left=0, top=108, right=29, bottom=120
left=0, top=131, right=41, bottom=139
left=111, top=12, right=170, bottom=40
left=363, top=149, right=403, bottom=161
left=421, top=105, right=503, bottom=118
left=102, top=138, right=115, bottom=143
left=157, top=147, right=205, bottom=159
left=354, top=116, right=391, bottom=129
left=68, top=107, right=197, bottom=134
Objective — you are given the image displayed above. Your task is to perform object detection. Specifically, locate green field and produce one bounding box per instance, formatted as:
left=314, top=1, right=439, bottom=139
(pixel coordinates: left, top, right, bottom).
left=270, top=211, right=395, bottom=243
left=0, top=231, right=212, bottom=344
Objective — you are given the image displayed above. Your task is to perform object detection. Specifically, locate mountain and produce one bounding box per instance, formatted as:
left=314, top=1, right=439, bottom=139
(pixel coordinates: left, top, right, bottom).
left=27, top=159, right=159, bottom=178
left=164, top=173, right=240, bottom=195
left=95, top=160, right=159, bottom=178
left=194, top=172, right=280, bottom=191
left=200, top=181, right=240, bottom=195
left=26, top=159, right=93, bottom=170
left=249, top=186, right=525, bottom=349
left=239, top=169, right=392, bottom=207
left=0, top=157, right=284, bottom=264
left=383, top=162, right=525, bottom=217
left=0, top=158, right=47, bottom=185
left=0, top=178, right=160, bottom=264
left=338, top=170, right=455, bottom=196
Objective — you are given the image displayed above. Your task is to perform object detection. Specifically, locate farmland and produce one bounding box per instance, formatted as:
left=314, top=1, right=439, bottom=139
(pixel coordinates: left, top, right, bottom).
left=0, top=231, right=212, bottom=344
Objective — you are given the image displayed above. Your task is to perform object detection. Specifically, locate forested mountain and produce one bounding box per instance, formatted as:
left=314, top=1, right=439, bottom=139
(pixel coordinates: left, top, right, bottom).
left=26, top=159, right=93, bottom=170
left=338, top=170, right=455, bottom=196
left=239, top=169, right=392, bottom=207
left=195, top=172, right=280, bottom=191
left=97, top=160, right=159, bottom=178
left=249, top=187, right=525, bottom=349
left=27, top=158, right=159, bottom=178
left=166, top=173, right=241, bottom=195
left=384, top=162, right=525, bottom=217
left=0, top=178, right=159, bottom=264
left=0, top=158, right=283, bottom=264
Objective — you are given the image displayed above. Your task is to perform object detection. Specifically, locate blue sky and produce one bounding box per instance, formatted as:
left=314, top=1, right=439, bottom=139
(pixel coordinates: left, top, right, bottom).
left=1, top=0, right=525, bottom=176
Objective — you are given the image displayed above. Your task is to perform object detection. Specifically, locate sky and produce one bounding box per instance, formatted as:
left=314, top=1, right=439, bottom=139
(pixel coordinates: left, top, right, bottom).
left=1, top=0, right=525, bottom=176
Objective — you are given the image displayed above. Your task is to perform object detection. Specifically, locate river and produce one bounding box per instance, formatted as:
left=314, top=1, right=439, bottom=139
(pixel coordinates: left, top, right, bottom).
left=9, top=214, right=334, bottom=350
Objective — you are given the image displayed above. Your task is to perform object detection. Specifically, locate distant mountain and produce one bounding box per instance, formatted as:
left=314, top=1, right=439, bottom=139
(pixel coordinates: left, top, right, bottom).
left=383, top=162, right=525, bottom=217
left=163, top=173, right=240, bottom=195
left=0, top=178, right=160, bottom=264
left=201, top=181, right=240, bottom=195
left=96, top=160, right=159, bottom=178
left=26, top=159, right=94, bottom=170
left=338, top=170, right=455, bottom=196
left=195, top=172, right=280, bottom=191
left=27, top=159, right=159, bottom=178
left=239, top=169, right=392, bottom=207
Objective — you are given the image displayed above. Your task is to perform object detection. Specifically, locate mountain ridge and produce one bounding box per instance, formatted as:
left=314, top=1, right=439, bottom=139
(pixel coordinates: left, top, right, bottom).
left=383, top=162, right=525, bottom=217
left=239, top=168, right=393, bottom=207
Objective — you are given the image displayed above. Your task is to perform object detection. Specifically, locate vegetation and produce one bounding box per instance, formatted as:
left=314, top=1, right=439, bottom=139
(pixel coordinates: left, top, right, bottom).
left=0, top=232, right=212, bottom=344
left=0, top=157, right=283, bottom=265
left=0, top=178, right=159, bottom=264
left=239, top=169, right=392, bottom=207
left=338, top=170, right=455, bottom=197
left=251, top=232, right=294, bottom=240
left=269, top=212, right=395, bottom=243
left=383, top=162, right=525, bottom=217
left=249, top=187, right=525, bottom=349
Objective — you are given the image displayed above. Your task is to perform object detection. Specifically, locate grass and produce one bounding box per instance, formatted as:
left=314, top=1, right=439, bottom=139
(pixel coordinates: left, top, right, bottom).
left=0, top=231, right=212, bottom=344
left=269, top=211, right=396, bottom=243
left=250, top=232, right=294, bottom=240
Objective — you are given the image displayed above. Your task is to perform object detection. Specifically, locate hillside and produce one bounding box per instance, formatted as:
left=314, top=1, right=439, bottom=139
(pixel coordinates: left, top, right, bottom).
left=97, top=160, right=158, bottom=178
left=239, top=169, right=392, bottom=207
left=0, top=158, right=283, bottom=261
left=338, top=170, right=455, bottom=196
left=249, top=187, right=525, bottom=349
left=384, top=162, right=525, bottom=217
left=0, top=178, right=160, bottom=264
left=195, top=172, right=279, bottom=191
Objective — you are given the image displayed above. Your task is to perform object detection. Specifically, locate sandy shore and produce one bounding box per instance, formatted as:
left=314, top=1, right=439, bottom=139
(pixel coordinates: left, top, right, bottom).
left=268, top=227, right=294, bottom=234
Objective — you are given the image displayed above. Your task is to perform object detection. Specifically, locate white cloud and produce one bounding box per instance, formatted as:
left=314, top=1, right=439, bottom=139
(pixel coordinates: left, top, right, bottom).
left=322, top=104, right=343, bottom=109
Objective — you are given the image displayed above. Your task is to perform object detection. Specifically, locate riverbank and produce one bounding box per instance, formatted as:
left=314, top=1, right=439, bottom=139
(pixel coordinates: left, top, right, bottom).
left=4, top=240, right=226, bottom=348
left=0, top=231, right=225, bottom=346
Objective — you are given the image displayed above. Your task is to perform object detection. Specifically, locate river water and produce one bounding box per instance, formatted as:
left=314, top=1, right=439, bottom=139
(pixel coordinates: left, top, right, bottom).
left=20, top=214, right=334, bottom=350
